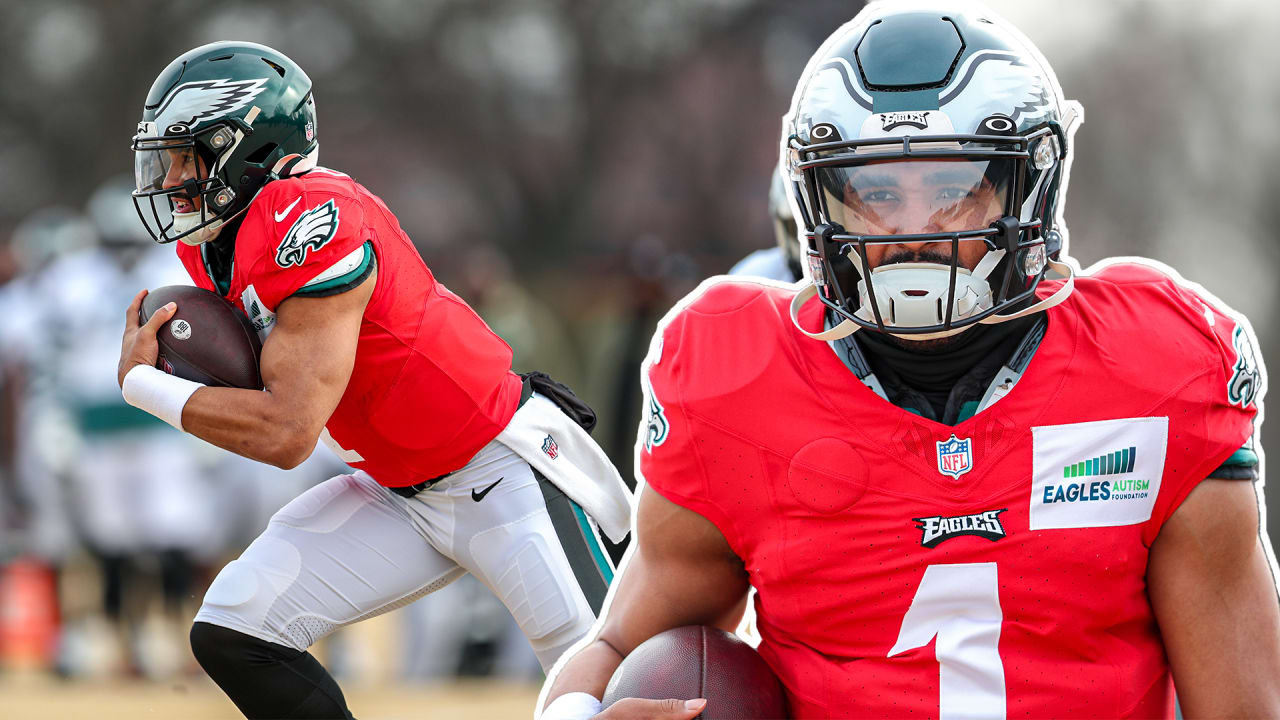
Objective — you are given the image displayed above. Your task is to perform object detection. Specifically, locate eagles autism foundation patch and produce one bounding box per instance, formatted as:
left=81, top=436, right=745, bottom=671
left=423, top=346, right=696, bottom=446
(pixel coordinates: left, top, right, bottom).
left=1029, top=416, right=1168, bottom=530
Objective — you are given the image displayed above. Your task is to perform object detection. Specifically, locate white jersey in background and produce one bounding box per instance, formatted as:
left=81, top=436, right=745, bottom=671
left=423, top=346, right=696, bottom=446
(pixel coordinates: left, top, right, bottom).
left=727, top=247, right=800, bottom=283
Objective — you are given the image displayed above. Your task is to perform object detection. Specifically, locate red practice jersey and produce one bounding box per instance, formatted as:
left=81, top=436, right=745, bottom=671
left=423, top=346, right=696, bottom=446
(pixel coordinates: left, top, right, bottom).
left=639, top=263, right=1259, bottom=718
left=176, top=168, right=523, bottom=485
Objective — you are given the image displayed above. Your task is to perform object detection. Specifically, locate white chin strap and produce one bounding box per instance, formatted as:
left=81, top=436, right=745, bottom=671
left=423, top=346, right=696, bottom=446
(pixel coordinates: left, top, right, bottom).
left=789, top=258, right=1076, bottom=342
left=173, top=211, right=226, bottom=246
left=853, top=252, right=1004, bottom=329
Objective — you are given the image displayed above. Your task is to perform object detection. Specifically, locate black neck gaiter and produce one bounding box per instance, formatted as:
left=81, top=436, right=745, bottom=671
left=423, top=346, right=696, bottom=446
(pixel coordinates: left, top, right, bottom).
left=853, top=314, right=1039, bottom=419
left=200, top=214, right=245, bottom=297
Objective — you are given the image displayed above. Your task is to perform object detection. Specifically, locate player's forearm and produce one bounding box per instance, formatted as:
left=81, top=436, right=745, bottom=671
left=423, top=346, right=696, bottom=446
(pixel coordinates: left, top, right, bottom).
left=543, top=638, right=625, bottom=708
left=180, top=385, right=321, bottom=469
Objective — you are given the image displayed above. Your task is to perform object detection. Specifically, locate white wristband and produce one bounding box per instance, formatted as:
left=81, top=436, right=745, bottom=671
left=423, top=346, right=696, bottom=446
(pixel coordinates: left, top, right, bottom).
left=540, top=692, right=603, bottom=720
left=121, top=365, right=204, bottom=432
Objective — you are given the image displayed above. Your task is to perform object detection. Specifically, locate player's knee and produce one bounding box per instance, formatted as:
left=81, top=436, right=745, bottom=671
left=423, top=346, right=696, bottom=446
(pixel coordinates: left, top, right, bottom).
left=526, top=595, right=595, bottom=671
left=196, top=537, right=301, bottom=636
left=190, top=621, right=300, bottom=676
left=189, top=620, right=229, bottom=668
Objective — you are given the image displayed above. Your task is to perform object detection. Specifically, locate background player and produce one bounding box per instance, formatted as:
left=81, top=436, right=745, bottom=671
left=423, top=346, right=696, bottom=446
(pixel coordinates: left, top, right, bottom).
left=726, top=165, right=803, bottom=284
left=118, top=42, right=630, bottom=719
left=46, top=178, right=217, bottom=678
left=540, top=3, right=1280, bottom=718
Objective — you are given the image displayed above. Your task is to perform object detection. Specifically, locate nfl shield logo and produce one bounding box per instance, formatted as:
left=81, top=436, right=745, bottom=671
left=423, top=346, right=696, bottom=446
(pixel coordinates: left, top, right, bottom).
left=935, top=434, right=973, bottom=478
left=542, top=434, right=559, bottom=459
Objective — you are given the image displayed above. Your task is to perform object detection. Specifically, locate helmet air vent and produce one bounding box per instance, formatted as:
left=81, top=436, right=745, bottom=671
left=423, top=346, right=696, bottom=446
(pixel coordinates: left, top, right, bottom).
left=855, top=14, right=964, bottom=91
left=262, top=59, right=286, bottom=77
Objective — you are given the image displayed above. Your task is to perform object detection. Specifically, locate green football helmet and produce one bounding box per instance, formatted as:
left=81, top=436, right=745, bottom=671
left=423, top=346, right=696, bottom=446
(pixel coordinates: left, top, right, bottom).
left=131, top=41, right=318, bottom=245
left=783, top=1, right=1083, bottom=340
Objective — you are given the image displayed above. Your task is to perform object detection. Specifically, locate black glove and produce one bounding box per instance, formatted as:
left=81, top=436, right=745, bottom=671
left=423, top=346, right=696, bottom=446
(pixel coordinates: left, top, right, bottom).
left=519, top=371, right=597, bottom=433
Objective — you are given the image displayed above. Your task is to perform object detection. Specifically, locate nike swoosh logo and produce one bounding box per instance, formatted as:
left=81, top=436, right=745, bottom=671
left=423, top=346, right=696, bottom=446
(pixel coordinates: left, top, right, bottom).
left=274, top=197, right=301, bottom=222
left=471, top=477, right=502, bottom=502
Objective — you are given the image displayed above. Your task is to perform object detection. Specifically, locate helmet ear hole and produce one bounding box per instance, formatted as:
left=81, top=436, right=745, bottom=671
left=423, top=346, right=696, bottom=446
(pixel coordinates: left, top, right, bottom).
left=245, top=142, right=278, bottom=165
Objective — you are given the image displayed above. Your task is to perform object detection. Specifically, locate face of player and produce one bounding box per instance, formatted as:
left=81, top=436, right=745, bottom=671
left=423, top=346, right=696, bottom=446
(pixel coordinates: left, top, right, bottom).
left=134, top=139, right=208, bottom=214
left=161, top=146, right=207, bottom=214
left=818, top=159, right=1010, bottom=272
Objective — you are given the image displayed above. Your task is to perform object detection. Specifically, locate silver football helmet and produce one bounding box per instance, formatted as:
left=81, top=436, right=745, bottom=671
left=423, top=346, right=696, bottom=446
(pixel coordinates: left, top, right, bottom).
left=784, top=1, right=1083, bottom=340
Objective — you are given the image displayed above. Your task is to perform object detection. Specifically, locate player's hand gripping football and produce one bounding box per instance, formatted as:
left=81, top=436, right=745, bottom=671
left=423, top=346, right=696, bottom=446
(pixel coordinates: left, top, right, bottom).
left=118, top=288, right=176, bottom=387
left=591, top=698, right=706, bottom=719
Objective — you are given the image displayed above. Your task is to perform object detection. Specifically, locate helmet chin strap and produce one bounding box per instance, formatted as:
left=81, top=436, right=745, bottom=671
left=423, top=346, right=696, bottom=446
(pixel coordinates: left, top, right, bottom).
left=271, top=148, right=318, bottom=177
left=174, top=210, right=226, bottom=246
left=790, top=258, right=1076, bottom=342
left=853, top=250, right=1005, bottom=329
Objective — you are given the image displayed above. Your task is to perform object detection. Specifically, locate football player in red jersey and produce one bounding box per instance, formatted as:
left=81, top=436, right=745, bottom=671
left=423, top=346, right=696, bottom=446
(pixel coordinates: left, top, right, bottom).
left=540, top=3, right=1280, bottom=719
left=116, top=42, right=631, bottom=719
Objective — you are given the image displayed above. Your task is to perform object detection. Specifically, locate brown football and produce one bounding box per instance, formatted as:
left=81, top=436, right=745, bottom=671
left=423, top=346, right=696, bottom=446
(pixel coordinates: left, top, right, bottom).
left=139, top=285, right=263, bottom=389
left=602, top=626, right=788, bottom=719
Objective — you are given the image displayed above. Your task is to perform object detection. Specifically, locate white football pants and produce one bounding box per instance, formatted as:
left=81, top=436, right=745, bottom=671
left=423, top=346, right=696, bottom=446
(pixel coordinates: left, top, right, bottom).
left=193, top=436, right=616, bottom=670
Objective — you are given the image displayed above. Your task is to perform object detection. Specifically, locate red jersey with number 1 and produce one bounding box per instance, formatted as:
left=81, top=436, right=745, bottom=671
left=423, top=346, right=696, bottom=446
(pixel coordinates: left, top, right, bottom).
left=639, top=264, right=1259, bottom=718
left=176, top=168, right=523, bottom=485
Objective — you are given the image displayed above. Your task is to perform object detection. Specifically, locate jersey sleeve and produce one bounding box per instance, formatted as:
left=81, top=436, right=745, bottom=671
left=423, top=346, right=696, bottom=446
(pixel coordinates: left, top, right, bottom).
left=244, top=185, right=373, bottom=309
left=1208, top=437, right=1259, bottom=480
left=1145, top=275, right=1263, bottom=536
left=637, top=305, right=742, bottom=547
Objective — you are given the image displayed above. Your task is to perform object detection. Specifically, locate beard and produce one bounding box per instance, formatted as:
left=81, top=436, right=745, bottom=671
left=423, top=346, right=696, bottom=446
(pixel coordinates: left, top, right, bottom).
left=873, top=247, right=976, bottom=351
left=879, top=246, right=953, bottom=267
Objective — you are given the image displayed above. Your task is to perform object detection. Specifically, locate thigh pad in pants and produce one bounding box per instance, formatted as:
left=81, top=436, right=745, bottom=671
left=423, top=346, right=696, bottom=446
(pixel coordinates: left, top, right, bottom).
left=196, top=472, right=464, bottom=651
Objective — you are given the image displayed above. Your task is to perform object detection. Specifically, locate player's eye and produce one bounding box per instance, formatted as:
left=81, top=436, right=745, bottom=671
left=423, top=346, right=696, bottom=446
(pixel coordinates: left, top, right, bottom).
left=937, top=187, right=974, bottom=201
left=165, top=148, right=192, bottom=168
left=862, top=190, right=899, bottom=203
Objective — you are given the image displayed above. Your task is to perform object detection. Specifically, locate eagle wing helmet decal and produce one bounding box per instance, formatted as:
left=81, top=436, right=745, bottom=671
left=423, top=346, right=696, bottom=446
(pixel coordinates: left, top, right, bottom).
left=940, top=51, right=1052, bottom=126
left=275, top=200, right=340, bottom=268
left=153, top=77, right=270, bottom=130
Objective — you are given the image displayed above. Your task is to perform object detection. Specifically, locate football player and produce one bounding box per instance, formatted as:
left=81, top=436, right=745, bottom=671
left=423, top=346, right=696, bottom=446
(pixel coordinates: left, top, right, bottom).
left=117, top=42, right=631, bottom=719
left=726, top=163, right=803, bottom=284
left=540, top=3, right=1280, bottom=719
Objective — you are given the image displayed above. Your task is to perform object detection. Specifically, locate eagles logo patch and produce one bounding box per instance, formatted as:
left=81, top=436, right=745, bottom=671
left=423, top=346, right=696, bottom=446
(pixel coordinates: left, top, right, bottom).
left=1228, top=324, right=1261, bottom=408
left=914, top=509, right=1007, bottom=549
left=643, top=374, right=669, bottom=452
left=275, top=200, right=340, bottom=268
left=879, top=111, right=930, bottom=131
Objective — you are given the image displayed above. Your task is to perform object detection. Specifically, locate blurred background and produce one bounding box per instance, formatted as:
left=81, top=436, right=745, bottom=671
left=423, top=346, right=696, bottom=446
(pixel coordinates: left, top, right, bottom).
left=0, top=0, right=1276, bottom=717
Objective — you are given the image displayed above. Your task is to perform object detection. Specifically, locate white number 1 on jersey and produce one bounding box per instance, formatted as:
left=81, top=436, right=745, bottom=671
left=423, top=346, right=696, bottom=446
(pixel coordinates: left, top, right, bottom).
left=889, top=562, right=1005, bottom=719
left=319, top=428, right=364, bottom=463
